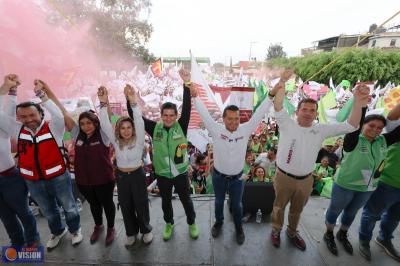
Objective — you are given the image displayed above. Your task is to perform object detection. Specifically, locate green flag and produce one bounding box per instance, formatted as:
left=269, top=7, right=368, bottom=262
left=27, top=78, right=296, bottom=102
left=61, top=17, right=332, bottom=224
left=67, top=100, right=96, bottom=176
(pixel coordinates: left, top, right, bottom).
left=336, top=98, right=353, bottom=122
left=321, top=90, right=337, bottom=110
left=111, top=115, right=120, bottom=124
left=253, top=80, right=268, bottom=111
left=318, top=99, right=328, bottom=124
left=285, top=79, right=296, bottom=92
left=283, top=97, right=296, bottom=116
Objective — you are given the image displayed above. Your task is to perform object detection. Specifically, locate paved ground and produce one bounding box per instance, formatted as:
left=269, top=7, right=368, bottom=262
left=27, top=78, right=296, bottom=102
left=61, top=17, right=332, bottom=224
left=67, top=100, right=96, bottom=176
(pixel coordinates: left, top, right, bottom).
left=0, top=195, right=399, bottom=265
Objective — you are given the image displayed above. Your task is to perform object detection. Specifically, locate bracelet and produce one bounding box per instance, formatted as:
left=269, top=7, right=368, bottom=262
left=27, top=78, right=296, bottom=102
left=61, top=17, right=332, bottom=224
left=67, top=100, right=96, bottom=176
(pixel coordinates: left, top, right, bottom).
left=99, top=102, right=108, bottom=108
left=268, top=92, right=275, bottom=99
left=35, top=89, right=46, bottom=98
left=8, top=89, right=17, bottom=96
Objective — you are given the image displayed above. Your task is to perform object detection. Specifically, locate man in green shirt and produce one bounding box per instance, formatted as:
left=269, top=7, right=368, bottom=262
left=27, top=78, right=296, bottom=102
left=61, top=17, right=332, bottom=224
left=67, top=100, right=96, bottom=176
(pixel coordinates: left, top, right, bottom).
left=359, top=103, right=400, bottom=262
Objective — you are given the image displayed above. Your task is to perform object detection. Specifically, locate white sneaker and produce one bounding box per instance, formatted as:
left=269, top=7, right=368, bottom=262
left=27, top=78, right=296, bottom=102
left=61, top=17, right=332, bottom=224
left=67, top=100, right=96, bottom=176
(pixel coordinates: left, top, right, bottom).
left=125, top=235, right=136, bottom=247
left=143, top=232, right=153, bottom=244
left=46, top=228, right=67, bottom=250
left=71, top=228, right=83, bottom=246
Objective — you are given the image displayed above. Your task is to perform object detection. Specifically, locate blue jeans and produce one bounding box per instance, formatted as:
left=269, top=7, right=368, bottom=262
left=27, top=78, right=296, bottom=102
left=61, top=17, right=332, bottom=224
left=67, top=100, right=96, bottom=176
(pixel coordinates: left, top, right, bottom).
left=0, top=169, right=40, bottom=246
left=359, top=181, right=400, bottom=242
left=212, top=169, right=244, bottom=228
left=325, top=183, right=373, bottom=230
left=26, top=171, right=80, bottom=235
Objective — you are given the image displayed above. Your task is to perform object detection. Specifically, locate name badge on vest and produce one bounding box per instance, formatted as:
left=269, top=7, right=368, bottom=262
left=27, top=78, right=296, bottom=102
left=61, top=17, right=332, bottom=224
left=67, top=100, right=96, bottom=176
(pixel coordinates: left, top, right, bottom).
left=76, top=140, right=84, bottom=146
left=90, top=141, right=100, bottom=146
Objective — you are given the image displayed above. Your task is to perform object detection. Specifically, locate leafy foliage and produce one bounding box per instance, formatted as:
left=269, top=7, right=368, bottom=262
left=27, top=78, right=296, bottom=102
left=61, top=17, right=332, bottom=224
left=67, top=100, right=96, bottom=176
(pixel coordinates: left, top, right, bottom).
left=267, top=48, right=400, bottom=85
left=49, top=0, right=155, bottom=64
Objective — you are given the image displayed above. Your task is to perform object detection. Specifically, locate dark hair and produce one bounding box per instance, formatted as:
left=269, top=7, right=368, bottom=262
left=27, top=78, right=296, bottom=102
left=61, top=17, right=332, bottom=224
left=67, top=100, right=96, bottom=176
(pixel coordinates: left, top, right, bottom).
left=161, top=102, right=178, bottom=115
left=195, top=153, right=206, bottom=165
left=363, top=114, right=387, bottom=127
left=223, top=105, right=239, bottom=117
left=297, top=98, right=318, bottom=111
left=16, top=101, right=44, bottom=119
left=269, top=147, right=277, bottom=154
left=78, top=111, right=100, bottom=132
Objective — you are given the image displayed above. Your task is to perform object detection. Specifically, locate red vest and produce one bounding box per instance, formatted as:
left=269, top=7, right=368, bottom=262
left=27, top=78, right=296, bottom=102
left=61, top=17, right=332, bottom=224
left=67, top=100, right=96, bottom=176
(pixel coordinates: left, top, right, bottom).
left=17, top=122, right=67, bottom=181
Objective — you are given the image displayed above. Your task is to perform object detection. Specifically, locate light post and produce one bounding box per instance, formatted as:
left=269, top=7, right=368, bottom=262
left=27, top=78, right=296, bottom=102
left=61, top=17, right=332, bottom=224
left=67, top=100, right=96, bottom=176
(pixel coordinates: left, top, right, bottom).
left=249, top=41, right=258, bottom=61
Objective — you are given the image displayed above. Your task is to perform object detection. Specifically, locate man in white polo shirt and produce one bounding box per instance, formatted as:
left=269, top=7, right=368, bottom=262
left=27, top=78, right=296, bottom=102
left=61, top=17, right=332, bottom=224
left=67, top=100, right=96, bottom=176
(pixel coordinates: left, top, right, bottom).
left=193, top=71, right=292, bottom=245
left=270, top=79, right=369, bottom=251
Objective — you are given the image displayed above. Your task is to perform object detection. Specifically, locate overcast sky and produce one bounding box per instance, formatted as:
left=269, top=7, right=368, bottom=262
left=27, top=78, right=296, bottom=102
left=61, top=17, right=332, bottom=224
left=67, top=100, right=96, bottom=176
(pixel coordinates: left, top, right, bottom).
left=147, top=0, right=400, bottom=64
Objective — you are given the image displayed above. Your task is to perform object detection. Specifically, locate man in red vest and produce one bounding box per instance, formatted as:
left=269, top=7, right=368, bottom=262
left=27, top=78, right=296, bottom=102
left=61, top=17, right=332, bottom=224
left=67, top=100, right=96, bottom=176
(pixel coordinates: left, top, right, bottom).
left=0, top=78, right=82, bottom=251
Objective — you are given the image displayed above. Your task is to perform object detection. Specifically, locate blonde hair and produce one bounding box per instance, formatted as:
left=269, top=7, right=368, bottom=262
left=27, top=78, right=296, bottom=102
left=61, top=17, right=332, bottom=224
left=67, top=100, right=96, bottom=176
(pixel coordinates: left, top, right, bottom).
left=114, top=116, right=136, bottom=150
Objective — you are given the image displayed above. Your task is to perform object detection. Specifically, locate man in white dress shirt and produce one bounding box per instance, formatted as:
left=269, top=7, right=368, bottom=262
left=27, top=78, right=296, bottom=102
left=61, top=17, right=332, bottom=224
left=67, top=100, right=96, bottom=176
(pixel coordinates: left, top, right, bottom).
left=193, top=71, right=292, bottom=245
left=269, top=78, right=369, bottom=251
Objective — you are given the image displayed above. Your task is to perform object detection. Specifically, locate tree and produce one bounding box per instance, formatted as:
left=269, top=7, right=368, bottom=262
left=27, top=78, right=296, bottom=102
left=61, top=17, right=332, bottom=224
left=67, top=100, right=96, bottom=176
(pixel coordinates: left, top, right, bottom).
left=266, top=43, right=287, bottom=60
left=49, top=0, right=155, bottom=64
left=369, top=23, right=377, bottom=33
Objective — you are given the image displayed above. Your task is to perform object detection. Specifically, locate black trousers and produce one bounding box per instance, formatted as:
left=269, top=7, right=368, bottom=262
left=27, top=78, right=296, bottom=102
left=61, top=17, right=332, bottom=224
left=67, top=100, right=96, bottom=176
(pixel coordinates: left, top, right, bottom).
left=157, top=172, right=196, bottom=225
left=78, top=181, right=116, bottom=228
left=116, top=167, right=152, bottom=236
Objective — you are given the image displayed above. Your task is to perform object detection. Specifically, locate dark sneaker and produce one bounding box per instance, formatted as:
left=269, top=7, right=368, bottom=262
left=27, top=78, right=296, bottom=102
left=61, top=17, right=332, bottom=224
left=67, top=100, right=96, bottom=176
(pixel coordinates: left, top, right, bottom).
left=105, top=227, right=115, bottom=246
left=286, top=230, right=306, bottom=251
left=336, top=229, right=353, bottom=255
left=211, top=222, right=223, bottom=238
left=271, top=230, right=281, bottom=248
left=375, top=237, right=400, bottom=262
left=359, top=240, right=371, bottom=261
left=236, top=226, right=245, bottom=245
left=323, top=231, right=338, bottom=255
left=90, top=225, right=104, bottom=244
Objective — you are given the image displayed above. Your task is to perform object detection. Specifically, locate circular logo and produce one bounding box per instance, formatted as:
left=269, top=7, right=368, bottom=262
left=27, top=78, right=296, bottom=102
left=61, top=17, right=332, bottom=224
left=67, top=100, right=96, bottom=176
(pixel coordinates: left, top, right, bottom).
left=5, top=247, right=17, bottom=261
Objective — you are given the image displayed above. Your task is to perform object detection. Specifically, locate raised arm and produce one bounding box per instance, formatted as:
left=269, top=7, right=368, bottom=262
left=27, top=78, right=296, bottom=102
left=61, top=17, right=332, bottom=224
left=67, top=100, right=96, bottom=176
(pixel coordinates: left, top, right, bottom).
left=126, top=98, right=156, bottom=136
left=124, top=84, right=145, bottom=147
left=177, top=69, right=192, bottom=135
left=343, top=107, right=367, bottom=152
left=347, top=84, right=370, bottom=128
left=97, top=86, right=116, bottom=145
left=272, top=69, right=294, bottom=112
left=0, top=74, right=21, bottom=136
left=34, top=80, right=65, bottom=138
left=40, top=79, right=76, bottom=131
left=192, top=86, right=220, bottom=135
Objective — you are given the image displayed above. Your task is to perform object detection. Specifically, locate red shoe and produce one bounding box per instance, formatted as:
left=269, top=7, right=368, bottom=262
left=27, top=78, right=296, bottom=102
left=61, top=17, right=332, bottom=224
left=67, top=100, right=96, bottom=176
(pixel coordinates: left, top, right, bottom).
left=90, top=225, right=104, bottom=244
left=105, top=227, right=115, bottom=246
left=286, top=230, right=306, bottom=251
left=271, top=230, right=281, bottom=248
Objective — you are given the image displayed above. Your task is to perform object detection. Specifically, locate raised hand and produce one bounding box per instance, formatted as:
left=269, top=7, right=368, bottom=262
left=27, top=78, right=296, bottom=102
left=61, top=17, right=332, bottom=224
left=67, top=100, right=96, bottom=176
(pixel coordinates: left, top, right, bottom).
left=34, top=79, right=48, bottom=99
left=97, top=86, right=109, bottom=103
left=353, top=84, right=370, bottom=106
left=280, top=69, right=294, bottom=82
left=124, top=84, right=137, bottom=104
left=179, top=69, right=191, bottom=83
left=188, top=83, right=198, bottom=97
left=1, top=74, right=21, bottom=94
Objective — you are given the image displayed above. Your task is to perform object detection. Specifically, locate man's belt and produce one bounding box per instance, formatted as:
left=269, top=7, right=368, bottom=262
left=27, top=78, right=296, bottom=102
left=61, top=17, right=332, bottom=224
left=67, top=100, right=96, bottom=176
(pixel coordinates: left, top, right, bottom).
left=277, top=167, right=310, bottom=180
left=214, top=168, right=242, bottom=179
left=0, top=166, right=18, bottom=177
